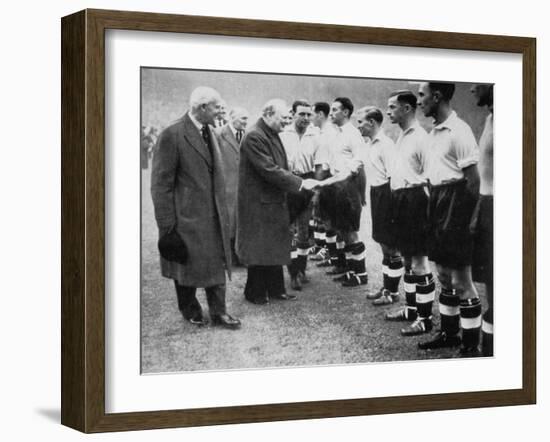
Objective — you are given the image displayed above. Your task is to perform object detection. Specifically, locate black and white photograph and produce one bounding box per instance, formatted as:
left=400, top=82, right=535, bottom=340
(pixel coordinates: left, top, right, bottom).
left=140, top=68, right=494, bottom=374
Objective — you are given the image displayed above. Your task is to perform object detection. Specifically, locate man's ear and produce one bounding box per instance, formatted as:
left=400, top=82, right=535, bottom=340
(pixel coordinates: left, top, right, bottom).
left=433, top=90, right=442, bottom=103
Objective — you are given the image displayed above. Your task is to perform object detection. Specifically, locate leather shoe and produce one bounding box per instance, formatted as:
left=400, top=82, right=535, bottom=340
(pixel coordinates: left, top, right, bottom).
left=211, top=313, right=241, bottom=330
left=385, top=307, right=417, bottom=322
left=458, top=345, right=482, bottom=358
left=245, top=296, right=269, bottom=305
left=401, top=318, right=432, bottom=336
left=372, top=290, right=399, bottom=305
left=271, top=293, right=297, bottom=301
left=366, top=287, right=384, bottom=300
left=418, top=331, right=461, bottom=350
left=341, top=273, right=368, bottom=287
left=309, top=246, right=328, bottom=261
left=316, top=259, right=335, bottom=268
left=187, top=315, right=208, bottom=326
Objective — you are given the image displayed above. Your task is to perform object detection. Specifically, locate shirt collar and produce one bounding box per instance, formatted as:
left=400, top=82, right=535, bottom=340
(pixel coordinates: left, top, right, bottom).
left=340, top=121, right=354, bottom=132
left=370, top=128, right=386, bottom=144
left=228, top=123, right=239, bottom=137
left=402, top=119, right=421, bottom=136
left=286, top=124, right=316, bottom=137
left=320, top=121, right=336, bottom=133
left=433, top=110, right=458, bottom=131
left=259, top=117, right=280, bottom=137
left=188, top=112, right=206, bottom=132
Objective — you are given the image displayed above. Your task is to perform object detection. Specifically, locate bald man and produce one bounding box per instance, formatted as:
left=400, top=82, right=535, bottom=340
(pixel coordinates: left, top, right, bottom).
left=216, top=106, right=249, bottom=264
left=151, top=86, right=241, bottom=329
left=237, top=99, right=320, bottom=304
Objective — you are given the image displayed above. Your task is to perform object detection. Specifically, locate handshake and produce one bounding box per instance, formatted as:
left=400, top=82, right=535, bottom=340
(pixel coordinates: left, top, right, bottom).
left=301, top=178, right=327, bottom=191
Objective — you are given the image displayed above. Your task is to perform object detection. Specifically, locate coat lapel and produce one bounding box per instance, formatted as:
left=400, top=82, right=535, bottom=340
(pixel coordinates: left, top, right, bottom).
left=260, top=119, right=289, bottom=170
left=221, top=125, right=239, bottom=154
left=181, top=113, right=213, bottom=169
left=210, top=126, right=233, bottom=276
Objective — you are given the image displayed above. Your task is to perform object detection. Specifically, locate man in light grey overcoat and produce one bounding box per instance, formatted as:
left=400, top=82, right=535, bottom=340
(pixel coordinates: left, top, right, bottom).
left=151, top=86, right=241, bottom=329
left=216, top=106, right=249, bottom=264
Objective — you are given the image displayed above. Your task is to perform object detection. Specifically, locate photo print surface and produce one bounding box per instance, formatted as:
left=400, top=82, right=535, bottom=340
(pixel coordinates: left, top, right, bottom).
left=140, top=67, right=494, bottom=374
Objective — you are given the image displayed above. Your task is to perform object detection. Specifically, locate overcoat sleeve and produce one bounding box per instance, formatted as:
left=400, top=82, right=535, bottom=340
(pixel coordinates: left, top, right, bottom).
left=150, top=128, right=178, bottom=235
left=241, top=133, right=302, bottom=194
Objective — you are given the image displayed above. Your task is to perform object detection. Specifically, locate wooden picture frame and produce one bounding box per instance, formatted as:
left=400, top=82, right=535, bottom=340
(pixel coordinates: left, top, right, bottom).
left=61, top=8, right=536, bottom=433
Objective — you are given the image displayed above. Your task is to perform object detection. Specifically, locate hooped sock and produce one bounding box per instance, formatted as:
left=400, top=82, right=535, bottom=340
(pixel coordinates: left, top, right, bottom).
left=439, top=288, right=461, bottom=336
left=460, top=297, right=482, bottom=349
left=415, top=273, right=435, bottom=321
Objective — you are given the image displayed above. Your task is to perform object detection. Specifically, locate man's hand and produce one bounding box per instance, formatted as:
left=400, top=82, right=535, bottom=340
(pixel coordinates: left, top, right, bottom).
left=301, top=178, right=321, bottom=191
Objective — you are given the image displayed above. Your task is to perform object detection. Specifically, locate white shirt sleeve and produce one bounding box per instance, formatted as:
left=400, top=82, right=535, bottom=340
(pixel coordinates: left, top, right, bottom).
left=350, top=130, right=366, bottom=166
left=454, top=125, right=480, bottom=169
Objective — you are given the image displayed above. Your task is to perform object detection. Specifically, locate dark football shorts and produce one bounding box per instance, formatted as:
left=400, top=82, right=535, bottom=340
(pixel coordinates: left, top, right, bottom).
left=287, top=172, right=314, bottom=224
left=319, top=169, right=365, bottom=233
left=471, top=194, right=493, bottom=284
left=392, top=185, right=429, bottom=257
left=427, top=179, right=479, bottom=268
left=370, top=181, right=395, bottom=247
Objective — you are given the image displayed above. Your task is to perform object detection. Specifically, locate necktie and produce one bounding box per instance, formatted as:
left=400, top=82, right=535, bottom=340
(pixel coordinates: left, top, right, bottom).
left=201, top=125, right=214, bottom=158
left=236, top=130, right=244, bottom=143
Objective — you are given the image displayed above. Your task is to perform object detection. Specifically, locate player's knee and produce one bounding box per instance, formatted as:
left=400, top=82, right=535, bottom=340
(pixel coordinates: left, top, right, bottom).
left=347, top=231, right=359, bottom=244
left=436, top=266, right=452, bottom=289
left=453, top=278, right=478, bottom=299
left=411, top=256, right=429, bottom=274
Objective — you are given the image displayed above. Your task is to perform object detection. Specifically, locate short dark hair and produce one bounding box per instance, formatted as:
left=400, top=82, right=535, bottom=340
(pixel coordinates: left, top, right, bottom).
left=428, top=82, right=455, bottom=101
left=314, top=102, right=330, bottom=117
left=359, top=106, right=384, bottom=124
left=389, top=90, right=418, bottom=109
left=334, top=97, right=354, bottom=117
left=292, top=99, right=311, bottom=113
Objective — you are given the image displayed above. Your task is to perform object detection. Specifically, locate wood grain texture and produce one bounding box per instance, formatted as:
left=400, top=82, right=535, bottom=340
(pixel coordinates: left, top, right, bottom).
left=61, top=10, right=86, bottom=432
left=522, top=37, right=536, bottom=403
left=60, top=8, right=537, bottom=433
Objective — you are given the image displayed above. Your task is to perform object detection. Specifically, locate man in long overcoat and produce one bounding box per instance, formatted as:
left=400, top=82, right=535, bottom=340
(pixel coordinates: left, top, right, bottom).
left=151, top=86, right=241, bottom=329
left=236, top=98, right=319, bottom=304
left=216, top=106, right=249, bottom=264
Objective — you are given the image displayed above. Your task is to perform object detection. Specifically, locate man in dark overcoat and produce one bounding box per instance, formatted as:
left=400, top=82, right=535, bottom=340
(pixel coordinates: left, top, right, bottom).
left=236, top=99, right=319, bottom=304
left=216, top=106, right=249, bottom=264
left=151, top=86, right=241, bottom=329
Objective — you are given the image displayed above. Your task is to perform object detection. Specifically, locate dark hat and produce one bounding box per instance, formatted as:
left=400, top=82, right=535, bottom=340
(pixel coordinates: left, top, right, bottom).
left=158, top=228, right=188, bottom=264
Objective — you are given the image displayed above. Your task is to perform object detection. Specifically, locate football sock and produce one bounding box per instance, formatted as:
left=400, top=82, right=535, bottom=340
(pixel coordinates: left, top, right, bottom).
left=403, top=272, right=418, bottom=320
left=386, top=255, right=404, bottom=294
left=288, top=247, right=299, bottom=277
left=336, top=238, right=347, bottom=269
left=344, top=244, right=354, bottom=276
left=481, top=308, right=494, bottom=356
left=314, top=225, right=326, bottom=249
left=308, top=218, right=316, bottom=240
left=349, top=242, right=367, bottom=276
left=296, top=241, right=310, bottom=274
left=415, top=273, right=435, bottom=322
left=382, top=255, right=390, bottom=291
left=460, top=297, right=482, bottom=349
left=439, top=288, right=460, bottom=336
left=325, top=230, right=337, bottom=262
